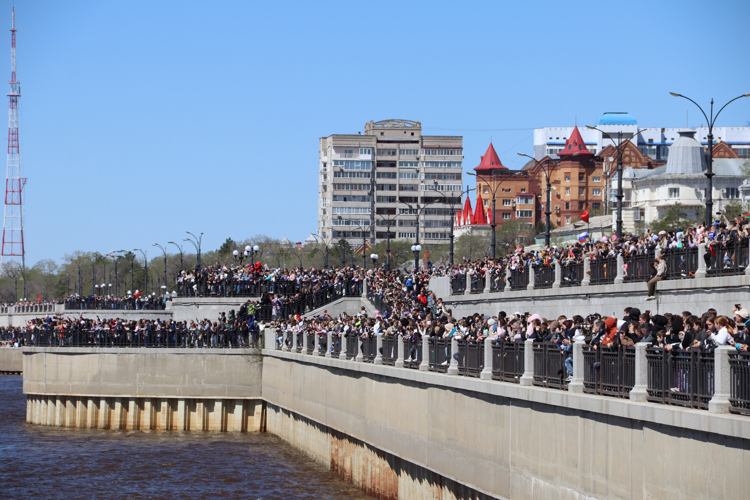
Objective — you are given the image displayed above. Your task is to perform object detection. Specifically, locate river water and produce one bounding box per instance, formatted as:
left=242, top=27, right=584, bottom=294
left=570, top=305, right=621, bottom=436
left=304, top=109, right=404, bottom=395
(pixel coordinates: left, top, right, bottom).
left=0, top=376, right=371, bottom=499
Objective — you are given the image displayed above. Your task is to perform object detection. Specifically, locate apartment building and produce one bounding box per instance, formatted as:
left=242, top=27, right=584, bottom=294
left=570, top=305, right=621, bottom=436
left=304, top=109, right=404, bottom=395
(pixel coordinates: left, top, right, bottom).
left=318, top=119, right=462, bottom=247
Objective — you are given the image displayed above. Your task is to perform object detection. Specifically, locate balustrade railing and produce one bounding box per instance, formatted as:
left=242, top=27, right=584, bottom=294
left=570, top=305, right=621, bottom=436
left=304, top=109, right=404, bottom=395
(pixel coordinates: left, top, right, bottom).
left=361, top=335, right=377, bottom=363
left=729, top=351, right=750, bottom=416
left=24, top=327, right=253, bottom=348
left=623, top=252, right=654, bottom=283
left=532, top=342, right=568, bottom=390
left=490, top=340, right=524, bottom=383
left=646, top=347, right=714, bottom=410
left=509, top=266, right=529, bottom=291
left=470, top=275, right=485, bottom=294
left=381, top=335, right=398, bottom=366
left=588, top=256, right=617, bottom=285
left=533, top=265, right=554, bottom=289
left=582, top=345, right=635, bottom=397
left=450, top=276, right=466, bottom=295
left=428, top=337, right=451, bottom=373
left=706, top=240, right=748, bottom=276
left=404, top=337, right=421, bottom=369
left=559, top=262, right=582, bottom=287
left=664, top=247, right=698, bottom=280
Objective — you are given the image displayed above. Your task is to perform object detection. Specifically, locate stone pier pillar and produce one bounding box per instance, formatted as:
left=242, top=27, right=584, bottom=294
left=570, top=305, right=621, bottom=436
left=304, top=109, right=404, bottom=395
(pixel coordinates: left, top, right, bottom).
left=629, top=343, right=648, bottom=402
left=339, top=334, right=348, bottom=360
left=480, top=336, right=493, bottom=380
left=395, top=335, right=405, bottom=368
left=709, top=346, right=732, bottom=413
left=419, top=336, right=430, bottom=371
left=696, top=243, right=707, bottom=279
left=374, top=334, right=383, bottom=365
left=325, top=331, right=332, bottom=358
left=447, top=336, right=459, bottom=375
left=520, top=338, right=534, bottom=386
left=581, top=257, right=591, bottom=286
left=614, top=254, right=625, bottom=285
left=552, top=261, right=561, bottom=289
left=568, top=342, right=584, bottom=393
left=504, top=265, right=512, bottom=292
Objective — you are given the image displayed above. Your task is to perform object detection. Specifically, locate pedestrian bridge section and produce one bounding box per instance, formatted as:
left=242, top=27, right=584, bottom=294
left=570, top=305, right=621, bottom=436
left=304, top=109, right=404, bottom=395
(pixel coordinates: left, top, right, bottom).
left=431, top=272, right=750, bottom=319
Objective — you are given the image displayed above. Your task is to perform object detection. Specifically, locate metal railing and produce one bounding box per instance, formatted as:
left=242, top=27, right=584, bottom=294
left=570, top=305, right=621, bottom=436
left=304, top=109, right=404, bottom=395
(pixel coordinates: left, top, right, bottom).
left=664, top=247, right=698, bottom=280
left=490, top=340, right=524, bottom=383
left=24, top=328, right=256, bottom=349
left=345, top=333, right=358, bottom=360
left=428, top=337, right=451, bottom=373
left=64, top=298, right=166, bottom=311
left=455, top=340, right=483, bottom=377
left=306, top=333, right=315, bottom=355
left=404, top=337, right=421, bottom=369
left=330, top=333, right=342, bottom=358
left=532, top=342, right=568, bottom=390
left=450, top=276, right=466, bottom=295
left=489, top=271, right=504, bottom=292
left=470, top=275, right=485, bottom=294
left=646, top=348, right=714, bottom=410
left=361, top=335, right=376, bottom=363
left=533, top=265, right=554, bottom=290
left=381, top=335, right=398, bottom=366
left=582, top=345, right=635, bottom=398
left=588, top=256, right=617, bottom=285
left=623, top=252, right=654, bottom=283
left=729, top=351, right=750, bottom=416
left=509, top=266, right=529, bottom=291
left=559, top=262, right=582, bottom=287
left=706, top=240, right=748, bottom=276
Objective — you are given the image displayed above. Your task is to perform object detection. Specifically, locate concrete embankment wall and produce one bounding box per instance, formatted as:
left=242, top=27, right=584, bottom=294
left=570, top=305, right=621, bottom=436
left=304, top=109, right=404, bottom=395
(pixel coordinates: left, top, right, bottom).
left=432, top=274, right=750, bottom=319
left=262, top=350, right=750, bottom=500
left=0, top=347, right=22, bottom=373
left=23, top=348, right=263, bottom=431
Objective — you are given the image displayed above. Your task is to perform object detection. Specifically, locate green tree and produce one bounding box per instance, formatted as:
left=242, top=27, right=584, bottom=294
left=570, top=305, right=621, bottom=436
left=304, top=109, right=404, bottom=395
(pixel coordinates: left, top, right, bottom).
left=649, top=204, right=696, bottom=233
left=216, top=237, right=237, bottom=261
left=455, top=231, right=490, bottom=262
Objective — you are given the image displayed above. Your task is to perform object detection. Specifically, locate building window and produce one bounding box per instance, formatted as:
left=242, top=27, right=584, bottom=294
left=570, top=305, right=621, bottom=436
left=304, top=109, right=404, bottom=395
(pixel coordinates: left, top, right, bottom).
left=724, top=187, right=740, bottom=199
left=399, top=184, right=418, bottom=191
left=593, top=176, right=601, bottom=183
left=592, top=203, right=601, bottom=210
left=397, top=232, right=416, bottom=239
left=565, top=175, right=570, bottom=182
left=399, top=161, right=418, bottom=168
left=484, top=199, right=489, bottom=207
left=377, top=149, right=397, bottom=156
left=400, top=149, right=419, bottom=156
left=733, top=148, right=750, bottom=159
left=502, top=212, right=511, bottom=220
left=398, top=172, right=419, bottom=179
left=520, top=188, right=526, bottom=193
left=483, top=186, right=489, bottom=194
left=421, top=161, right=462, bottom=168
left=332, top=160, right=372, bottom=171
left=579, top=173, right=584, bottom=182
left=565, top=202, right=570, bottom=210
left=579, top=202, right=584, bottom=210
left=502, top=187, right=511, bottom=192
left=423, top=149, right=463, bottom=156
left=332, top=207, right=371, bottom=214
left=516, top=195, right=533, bottom=205
left=593, top=188, right=601, bottom=196
left=565, top=216, right=571, bottom=224
left=423, top=173, right=461, bottom=180
left=322, top=150, right=327, bottom=157
left=502, top=199, right=512, bottom=206
left=516, top=210, right=533, bottom=218
left=565, top=187, right=570, bottom=195
left=668, top=188, right=680, bottom=198
left=377, top=171, right=397, bottom=179
left=578, top=188, right=584, bottom=197
left=359, top=148, right=372, bottom=155
left=376, top=184, right=397, bottom=191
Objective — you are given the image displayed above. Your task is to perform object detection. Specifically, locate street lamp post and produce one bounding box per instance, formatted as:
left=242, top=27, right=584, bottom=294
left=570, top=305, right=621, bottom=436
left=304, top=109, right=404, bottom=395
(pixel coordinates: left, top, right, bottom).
left=134, top=248, right=148, bottom=295
left=249, top=245, right=260, bottom=265
left=411, top=244, right=422, bottom=270
left=312, top=234, right=330, bottom=268
left=153, top=244, right=168, bottom=294
left=376, top=214, right=397, bottom=269
left=370, top=253, right=378, bottom=268
left=518, top=153, right=561, bottom=247
left=184, top=231, right=203, bottom=270
left=669, top=92, right=750, bottom=226
left=467, top=172, right=520, bottom=259
left=168, top=241, right=184, bottom=272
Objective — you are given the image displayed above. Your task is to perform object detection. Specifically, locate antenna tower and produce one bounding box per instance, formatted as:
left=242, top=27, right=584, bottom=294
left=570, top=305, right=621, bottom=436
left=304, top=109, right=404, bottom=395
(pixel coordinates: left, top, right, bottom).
left=1, top=8, right=25, bottom=269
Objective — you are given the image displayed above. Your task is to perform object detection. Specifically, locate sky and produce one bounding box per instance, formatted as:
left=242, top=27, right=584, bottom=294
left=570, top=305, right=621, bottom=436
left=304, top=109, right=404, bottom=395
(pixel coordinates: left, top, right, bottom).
left=4, top=0, right=750, bottom=265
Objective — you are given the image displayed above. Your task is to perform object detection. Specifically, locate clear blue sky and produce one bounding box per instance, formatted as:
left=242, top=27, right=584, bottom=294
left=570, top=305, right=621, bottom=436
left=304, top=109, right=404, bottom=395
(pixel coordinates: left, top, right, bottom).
left=6, top=0, right=750, bottom=265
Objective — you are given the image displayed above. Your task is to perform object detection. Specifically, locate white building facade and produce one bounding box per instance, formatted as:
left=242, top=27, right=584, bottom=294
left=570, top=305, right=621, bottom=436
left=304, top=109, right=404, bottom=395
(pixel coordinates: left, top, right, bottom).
left=318, top=120, right=462, bottom=247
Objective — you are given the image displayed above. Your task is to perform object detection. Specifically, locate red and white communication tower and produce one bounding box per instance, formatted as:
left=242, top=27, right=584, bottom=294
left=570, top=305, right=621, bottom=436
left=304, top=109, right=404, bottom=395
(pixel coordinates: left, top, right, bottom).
left=1, top=8, right=25, bottom=269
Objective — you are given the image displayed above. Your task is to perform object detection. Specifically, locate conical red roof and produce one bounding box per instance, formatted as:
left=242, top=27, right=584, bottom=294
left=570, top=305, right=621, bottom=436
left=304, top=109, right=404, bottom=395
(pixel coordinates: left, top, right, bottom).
left=474, top=143, right=508, bottom=172
left=558, top=125, right=593, bottom=157
left=462, top=196, right=473, bottom=225
left=473, top=194, right=488, bottom=225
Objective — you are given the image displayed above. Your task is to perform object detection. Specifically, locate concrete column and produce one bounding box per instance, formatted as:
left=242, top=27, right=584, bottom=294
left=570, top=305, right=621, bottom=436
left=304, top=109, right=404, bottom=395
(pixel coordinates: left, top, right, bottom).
left=614, top=254, right=625, bottom=285
left=176, top=399, right=186, bottom=430
left=552, top=261, right=561, bottom=289
left=302, top=330, right=308, bottom=354
left=654, top=247, right=662, bottom=261
left=113, top=398, right=123, bottom=430
left=581, top=257, right=591, bottom=286
left=526, top=267, right=534, bottom=291
left=313, top=331, right=320, bottom=356
left=265, top=328, right=276, bottom=351
left=395, top=334, right=405, bottom=368
left=143, top=399, right=153, bottom=430
left=127, top=399, right=137, bottom=430
left=709, top=346, right=732, bottom=413
left=568, top=342, right=584, bottom=393
left=213, top=400, right=224, bottom=431
left=98, top=398, right=107, bottom=429
left=196, top=401, right=205, bottom=431
left=484, top=271, right=491, bottom=293
left=286, top=330, right=294, bottom=352
left=629, top=343, right=649, bottom=402
left=374, top=333, right=383, bottom=365
left=339, top=333, right=347, bottom=360
left=355, top=335, right=364, bottom=362
left=479, top=336, right=493, bottom=380
left=158, top=399, right=169, bottom=430
left=325, top=331, right=332, bottom=358
left=464, top=273, right=472, bottom=296
left=447, top=336, right=459, bottom=375
left=520, top=338, right=534, bottom=386
left=361, top=278, right=367, bottom=298
left=232, top=400, right=243, bottom=432
left=86, top=398, right=95, bottom=428
left=696, top=243, right=707, bottom=279
left=419, top=336, right=430, bottom=371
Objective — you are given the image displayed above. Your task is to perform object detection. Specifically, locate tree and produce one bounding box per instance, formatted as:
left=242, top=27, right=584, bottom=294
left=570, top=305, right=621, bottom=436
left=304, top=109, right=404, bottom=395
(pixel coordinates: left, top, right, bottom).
left=217, top=237, right=237, bottom=261
left=649, top=204, right=696, bottom=233
left=739, top=158, right=750, bottom=178
left=495, top=219, right=531, bottom=255
left=455, top=231, right=490, bottom=262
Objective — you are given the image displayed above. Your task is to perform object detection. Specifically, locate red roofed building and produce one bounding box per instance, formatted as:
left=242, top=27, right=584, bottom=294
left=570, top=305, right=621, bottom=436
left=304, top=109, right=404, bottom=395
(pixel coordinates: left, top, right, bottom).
left=474, top=143, right=508, bottom=173
left=558, top=125, right=594, bottom=157
left=472, top=193, right=488, bottom=225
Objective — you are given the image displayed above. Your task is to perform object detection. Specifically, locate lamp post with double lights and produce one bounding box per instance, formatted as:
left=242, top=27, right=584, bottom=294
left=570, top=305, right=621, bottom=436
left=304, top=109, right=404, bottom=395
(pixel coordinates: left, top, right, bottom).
left=312, top=233, right=331, bottom=269
left=517, top=153, right=562, bottom=247
left=370, top=253, right=378, bottom=268
left=467, top=171, right=524, bottom=260
left=168, top=241, right=184, bottom=272
left=376, top=213, right=398, bottom=269
left=401, top=182, right=451, bottom=269
left=153, top=243, right=168, bottom=294
left=586, top=125, right=651, bottom=237
left=133, top=248, right=148, bottom=295
left=108, top=250, right=126, bottom=297
left=669, top=92, right=750, bottom=226
left=184, top=231, right=203, bottom=270
left=337, top=215, right=368, bottom=268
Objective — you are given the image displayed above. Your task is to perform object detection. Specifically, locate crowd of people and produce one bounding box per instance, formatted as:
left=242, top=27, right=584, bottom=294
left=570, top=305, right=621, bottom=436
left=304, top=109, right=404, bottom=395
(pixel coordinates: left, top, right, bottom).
left=63, top=293, right=169, bottom=311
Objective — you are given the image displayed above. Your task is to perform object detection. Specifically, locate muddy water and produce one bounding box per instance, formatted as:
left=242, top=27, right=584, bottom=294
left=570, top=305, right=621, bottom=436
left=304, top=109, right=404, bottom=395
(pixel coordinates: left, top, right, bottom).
left=0, top=376, right=371, bottom=499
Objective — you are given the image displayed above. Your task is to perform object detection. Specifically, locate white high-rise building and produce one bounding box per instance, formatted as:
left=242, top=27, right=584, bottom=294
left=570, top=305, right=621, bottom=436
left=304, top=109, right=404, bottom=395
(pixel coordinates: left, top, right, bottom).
left=318, top=120, right=462, bottom=249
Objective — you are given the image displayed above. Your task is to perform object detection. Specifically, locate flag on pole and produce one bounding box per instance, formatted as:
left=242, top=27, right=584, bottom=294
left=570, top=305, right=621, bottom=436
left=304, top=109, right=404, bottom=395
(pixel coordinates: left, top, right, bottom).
left=577, top=208, right=589, bottom=223
left=578, top=232, right=589, bottom=243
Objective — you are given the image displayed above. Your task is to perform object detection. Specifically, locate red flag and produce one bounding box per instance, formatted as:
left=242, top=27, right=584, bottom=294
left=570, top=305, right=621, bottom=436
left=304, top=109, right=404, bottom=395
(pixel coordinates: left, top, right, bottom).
left=37, top=294, right=41, bottom=303
left=577, top=208, right=589, bottom=223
